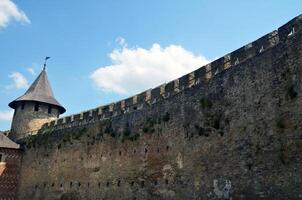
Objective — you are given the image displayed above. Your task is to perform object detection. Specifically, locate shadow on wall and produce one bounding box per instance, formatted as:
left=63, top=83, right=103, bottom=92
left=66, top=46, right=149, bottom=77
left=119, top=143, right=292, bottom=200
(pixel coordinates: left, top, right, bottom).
left=59, top=192, right=80, bottom=200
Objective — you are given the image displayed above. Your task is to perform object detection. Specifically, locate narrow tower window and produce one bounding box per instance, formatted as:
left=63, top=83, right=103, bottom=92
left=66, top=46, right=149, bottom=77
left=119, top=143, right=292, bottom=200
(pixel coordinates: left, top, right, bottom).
left=21, top=102, right=25, bottom=110
left=48, top=105, right=52, bottom=114
left=34, top=103, right=39, bottom=111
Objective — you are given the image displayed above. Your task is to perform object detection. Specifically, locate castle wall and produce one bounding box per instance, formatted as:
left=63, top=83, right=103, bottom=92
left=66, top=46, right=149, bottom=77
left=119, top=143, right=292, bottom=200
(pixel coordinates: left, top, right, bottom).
left=17, top=15, right=302, bottom=199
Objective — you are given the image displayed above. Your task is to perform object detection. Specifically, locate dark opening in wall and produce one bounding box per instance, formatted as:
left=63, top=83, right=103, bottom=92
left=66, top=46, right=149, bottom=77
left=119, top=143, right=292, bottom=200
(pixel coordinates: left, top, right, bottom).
left=166, top=146, right=169, bottom=151
left=98, top=182, right=101, bottom=188
left=51, top=183, right=54, bottom=187
left=48, top=105, right=52, bottom=114
left=165, top=179, right=169, bottom=185
left=35, top=185, right=38, bottom=189
left=78, top=182, right=81, bottom=187
left=43, top=183, right=46, bottom=188
left=248, top=163, right=253, bottom=170
left=145, top=148, right=148, bottom=154
left=60, top=183, right=63, bottom=188
left=34, top=102, right=39, bottom=111
left=133, top=149, right=136, bottom=154
left=162, top=112, right=170, bottom=122
left=119, top=151, right=122, bottom=156
left=21, top=102, right=25, bottom=110
left=0, top=154, right=2, bottom=162
left=154, top=180, right=158, bottom=185
left=141, top=181, right=145, bottom=188
left=157, top=148, right=160, bottom=153
left=70, top=182, right=73, bottom=188
left=106, top=182, right=110, bottom=187
left=117, top=180, right=121, bottom=187
left=131, top=181, right=134, bottom=186
left=87, top=182, right=90, bottom=187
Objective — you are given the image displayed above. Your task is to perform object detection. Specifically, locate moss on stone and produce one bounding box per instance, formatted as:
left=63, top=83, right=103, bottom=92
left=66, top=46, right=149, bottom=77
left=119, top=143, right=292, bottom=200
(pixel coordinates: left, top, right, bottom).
left=72, top=127, right=86, bottom=140
left=142, top=117, right=156, bottom=134
left=276, top=118, right=286, bottom=129
left=199, top=98, right=213, bottom=109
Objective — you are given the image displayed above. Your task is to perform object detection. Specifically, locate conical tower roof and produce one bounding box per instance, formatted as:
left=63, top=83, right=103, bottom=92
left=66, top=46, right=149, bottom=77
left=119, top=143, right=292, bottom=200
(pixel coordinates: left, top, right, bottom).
left=8, top=68, right=66, bottom=114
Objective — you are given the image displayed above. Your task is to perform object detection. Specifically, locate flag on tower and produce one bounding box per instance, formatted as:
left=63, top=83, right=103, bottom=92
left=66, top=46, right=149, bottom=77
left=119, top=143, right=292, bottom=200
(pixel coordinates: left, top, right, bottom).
left=43, top=57, right=51, bottom=70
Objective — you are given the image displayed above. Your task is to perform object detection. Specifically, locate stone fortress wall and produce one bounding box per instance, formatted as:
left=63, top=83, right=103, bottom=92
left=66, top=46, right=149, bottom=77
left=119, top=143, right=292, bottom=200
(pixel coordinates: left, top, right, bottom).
left=17, top=15, right=302, bottom=199
left=40, top=15, right=298, bottom=133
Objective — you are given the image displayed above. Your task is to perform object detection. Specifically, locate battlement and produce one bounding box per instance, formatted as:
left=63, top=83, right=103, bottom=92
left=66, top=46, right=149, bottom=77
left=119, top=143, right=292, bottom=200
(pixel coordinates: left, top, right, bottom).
left=37, top=14, right=302, bottom=133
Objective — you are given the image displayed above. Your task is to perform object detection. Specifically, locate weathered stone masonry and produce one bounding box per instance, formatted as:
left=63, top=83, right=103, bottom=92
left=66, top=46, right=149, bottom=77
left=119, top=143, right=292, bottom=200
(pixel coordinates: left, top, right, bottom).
left=17, top=15, right=302, bottom=199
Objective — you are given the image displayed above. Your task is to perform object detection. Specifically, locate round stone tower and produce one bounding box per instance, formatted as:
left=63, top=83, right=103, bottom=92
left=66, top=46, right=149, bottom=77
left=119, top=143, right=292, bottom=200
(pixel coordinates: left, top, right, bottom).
left=8, top=68, right=65, bottom=141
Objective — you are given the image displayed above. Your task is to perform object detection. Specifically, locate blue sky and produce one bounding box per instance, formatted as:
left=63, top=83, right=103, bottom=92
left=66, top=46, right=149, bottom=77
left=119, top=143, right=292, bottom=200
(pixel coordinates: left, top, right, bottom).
left=0, top=0, right=301, bottom=130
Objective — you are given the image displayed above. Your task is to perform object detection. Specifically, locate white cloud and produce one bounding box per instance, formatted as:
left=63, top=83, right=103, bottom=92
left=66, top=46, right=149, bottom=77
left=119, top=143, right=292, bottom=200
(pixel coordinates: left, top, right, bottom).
left=26, top=67, right=36, bottom=75
left=0, top=110, right=13, bottom=122
left=0, top=0, right=30, bottom=29
left=91, top=39, right=209, bottom=95
left=8, top=72, right=29, bottom=89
